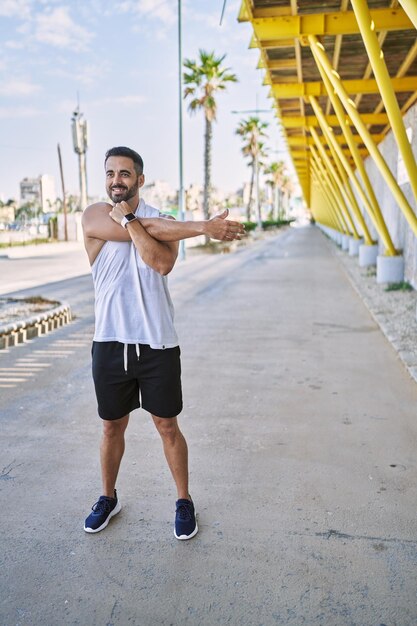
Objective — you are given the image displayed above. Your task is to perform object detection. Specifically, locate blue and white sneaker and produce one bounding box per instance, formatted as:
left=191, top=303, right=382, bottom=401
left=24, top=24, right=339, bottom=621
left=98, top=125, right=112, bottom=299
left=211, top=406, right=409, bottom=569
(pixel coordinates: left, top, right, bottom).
left=174, top=497, right=198, bottom=540
left=84, top=490, right=121, bottom=533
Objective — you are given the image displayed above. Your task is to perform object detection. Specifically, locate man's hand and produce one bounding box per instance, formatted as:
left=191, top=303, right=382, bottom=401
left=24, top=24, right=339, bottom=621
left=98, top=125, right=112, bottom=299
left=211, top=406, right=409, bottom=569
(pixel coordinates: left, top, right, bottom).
left=109, top=201, right=131, bottom=225
left=204, top=209, right=245, bottom=241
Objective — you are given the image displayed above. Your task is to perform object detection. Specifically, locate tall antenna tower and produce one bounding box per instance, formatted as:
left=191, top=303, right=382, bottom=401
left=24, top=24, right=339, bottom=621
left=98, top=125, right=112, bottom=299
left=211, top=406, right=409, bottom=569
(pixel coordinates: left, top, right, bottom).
left=71, top=99, right=89, bottom=211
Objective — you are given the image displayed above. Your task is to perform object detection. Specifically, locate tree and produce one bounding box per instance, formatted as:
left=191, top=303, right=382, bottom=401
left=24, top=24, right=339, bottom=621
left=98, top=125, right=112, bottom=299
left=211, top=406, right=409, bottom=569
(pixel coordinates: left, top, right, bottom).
left=281, top=175, right=294, bottom=219
left=264, top=161, right=286, bottom=220
left=235, top=116, right=269, bottom=222
left=184, top=50, right=237, bottom=223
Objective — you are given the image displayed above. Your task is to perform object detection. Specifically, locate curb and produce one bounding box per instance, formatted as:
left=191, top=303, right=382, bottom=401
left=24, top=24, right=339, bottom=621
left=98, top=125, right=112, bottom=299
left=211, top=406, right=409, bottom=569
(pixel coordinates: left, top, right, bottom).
left=0, top=302, right=72, bottom=350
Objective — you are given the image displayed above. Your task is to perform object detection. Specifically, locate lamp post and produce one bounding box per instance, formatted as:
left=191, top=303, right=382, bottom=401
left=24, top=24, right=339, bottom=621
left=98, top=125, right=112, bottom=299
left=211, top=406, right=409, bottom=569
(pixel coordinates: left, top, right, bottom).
left=71, top=105, right=89, bottom=211
left=177, top=0, right=186, bottom=260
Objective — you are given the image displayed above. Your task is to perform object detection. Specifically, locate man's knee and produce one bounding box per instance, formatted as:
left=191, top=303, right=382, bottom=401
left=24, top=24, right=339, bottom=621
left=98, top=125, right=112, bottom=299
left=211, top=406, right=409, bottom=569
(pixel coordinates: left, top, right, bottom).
left=153, top=416, right=179, bottom=442
left=102, top=415, right=129, bottom=438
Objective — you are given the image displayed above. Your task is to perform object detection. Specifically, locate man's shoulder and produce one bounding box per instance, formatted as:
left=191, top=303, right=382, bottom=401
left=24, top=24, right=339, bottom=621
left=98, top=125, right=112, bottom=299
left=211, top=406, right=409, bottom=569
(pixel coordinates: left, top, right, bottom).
left=84, top=201, right=112, bottom=215
left=82, top=202, right=112, bottom=225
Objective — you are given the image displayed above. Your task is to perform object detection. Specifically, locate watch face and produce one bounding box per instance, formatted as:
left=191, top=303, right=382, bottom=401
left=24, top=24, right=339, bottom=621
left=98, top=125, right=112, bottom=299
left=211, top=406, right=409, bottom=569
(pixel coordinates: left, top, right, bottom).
left=127, top=213, right=136, bottom=221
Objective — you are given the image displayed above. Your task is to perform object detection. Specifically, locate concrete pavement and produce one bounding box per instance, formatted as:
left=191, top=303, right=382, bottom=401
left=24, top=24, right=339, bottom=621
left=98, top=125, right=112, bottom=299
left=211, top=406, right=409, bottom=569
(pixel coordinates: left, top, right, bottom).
left=1, top=226, right=417, bottom=626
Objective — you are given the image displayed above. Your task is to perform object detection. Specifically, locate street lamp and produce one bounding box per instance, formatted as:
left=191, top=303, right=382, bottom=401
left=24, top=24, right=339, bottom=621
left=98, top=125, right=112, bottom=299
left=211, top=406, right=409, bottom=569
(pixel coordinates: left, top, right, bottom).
left=71, top=105, right=89, bottom=211
left=177, top=0, right=186, bottom=260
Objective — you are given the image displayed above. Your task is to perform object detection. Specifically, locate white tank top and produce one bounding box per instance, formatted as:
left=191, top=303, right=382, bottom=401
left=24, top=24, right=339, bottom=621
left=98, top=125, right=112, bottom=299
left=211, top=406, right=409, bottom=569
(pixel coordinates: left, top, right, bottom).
left=91, top=199, right=179, bottom=349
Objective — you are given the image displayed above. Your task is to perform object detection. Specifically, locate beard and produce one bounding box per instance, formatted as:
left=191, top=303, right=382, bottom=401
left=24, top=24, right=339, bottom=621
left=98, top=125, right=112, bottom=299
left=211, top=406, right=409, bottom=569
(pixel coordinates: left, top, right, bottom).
left=108, top=178, right=139, bottom=203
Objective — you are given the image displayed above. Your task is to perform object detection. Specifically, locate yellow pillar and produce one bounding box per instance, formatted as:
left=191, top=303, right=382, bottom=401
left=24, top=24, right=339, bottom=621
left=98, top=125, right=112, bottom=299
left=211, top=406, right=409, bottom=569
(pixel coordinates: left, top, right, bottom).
left=350, top=0, right=417, bottom=205
left=310, top=146, right=351, bottom=234
left=311, top=174, right=337, bottom=228
left=309, top=44, right=396, bottom=252
left=311, top=164, right=345, bottom=232
left=310, top=126, right=363, bottom=240
left=309, top=95, right=397, bottom=255
left=308, top=34, right=417, bottom=241
left=398, top=0, right=417, bottom=30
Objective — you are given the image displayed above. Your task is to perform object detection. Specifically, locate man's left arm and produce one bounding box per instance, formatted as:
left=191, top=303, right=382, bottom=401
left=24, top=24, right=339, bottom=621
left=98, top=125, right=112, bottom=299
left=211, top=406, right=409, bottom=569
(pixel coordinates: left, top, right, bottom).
left=110, top=202, right=178, bottom=275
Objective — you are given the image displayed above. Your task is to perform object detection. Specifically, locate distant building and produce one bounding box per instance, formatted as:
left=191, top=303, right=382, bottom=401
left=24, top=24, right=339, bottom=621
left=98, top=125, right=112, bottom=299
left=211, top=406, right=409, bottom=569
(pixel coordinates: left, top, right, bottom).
left=142, top=180, right=176, bottom=212
left=20, top=175, right=56, bottom=213
left=0, top=203, right=16, bottom=225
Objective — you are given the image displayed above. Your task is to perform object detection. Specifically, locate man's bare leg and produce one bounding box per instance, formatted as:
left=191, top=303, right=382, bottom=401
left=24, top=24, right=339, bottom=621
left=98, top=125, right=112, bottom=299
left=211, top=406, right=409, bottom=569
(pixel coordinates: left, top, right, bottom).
left=100, top=414, right=130, bottom=497
left=152, top=415, right=189, bottom=499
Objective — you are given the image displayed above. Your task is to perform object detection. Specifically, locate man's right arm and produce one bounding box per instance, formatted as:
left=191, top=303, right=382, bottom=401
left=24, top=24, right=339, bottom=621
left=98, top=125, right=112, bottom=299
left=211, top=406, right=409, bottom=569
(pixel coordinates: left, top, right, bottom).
left=140, top=209, right=245, bottom=242
left=82, top=203, right=245, bottom=244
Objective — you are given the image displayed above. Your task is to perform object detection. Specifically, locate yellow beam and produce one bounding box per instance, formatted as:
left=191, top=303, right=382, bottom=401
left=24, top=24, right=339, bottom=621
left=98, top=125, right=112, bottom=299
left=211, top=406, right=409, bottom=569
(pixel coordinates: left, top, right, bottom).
left=237, top=0, right=252, bottom=23
left=310, top=151, right=350, bottom=233
left=310, top=126, right=373, bottom=242
left=287, top=134, right=383, bottom=147
left=267, top=59, right=298, bottom=70
left=310, top=130, right=360, bottom=238
left=398, top=0, right=417, bottom=29
left=281, top=114, right=389, bottom=128
left=310, top=46, right=395, bottom=252
left=271, top=76, right=417, bottom=97
left=257, top=38, right=295, bottom=49
left=309, top=34, right=417, bottom=242
left=251, top=8, right=412, bottom=40
left=350, top=0, right=417, bottom=206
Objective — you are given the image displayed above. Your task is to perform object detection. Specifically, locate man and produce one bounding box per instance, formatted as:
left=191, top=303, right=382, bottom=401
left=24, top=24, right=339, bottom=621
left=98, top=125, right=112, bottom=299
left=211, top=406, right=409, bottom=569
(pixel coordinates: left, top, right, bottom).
left=82, top=146, right=244, bottom=540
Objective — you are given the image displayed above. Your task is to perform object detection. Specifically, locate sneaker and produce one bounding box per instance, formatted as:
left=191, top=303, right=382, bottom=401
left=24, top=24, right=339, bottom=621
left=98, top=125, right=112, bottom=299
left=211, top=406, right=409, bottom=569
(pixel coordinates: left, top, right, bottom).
left=84, top=489, right=121, bottom=533
left=174, top=497, right=198, bottom=540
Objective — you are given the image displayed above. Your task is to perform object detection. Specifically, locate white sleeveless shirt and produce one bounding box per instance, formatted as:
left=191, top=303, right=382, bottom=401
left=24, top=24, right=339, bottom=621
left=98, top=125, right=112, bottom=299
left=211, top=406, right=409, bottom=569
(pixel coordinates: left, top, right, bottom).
left=91, top=199, right=179, bottom=349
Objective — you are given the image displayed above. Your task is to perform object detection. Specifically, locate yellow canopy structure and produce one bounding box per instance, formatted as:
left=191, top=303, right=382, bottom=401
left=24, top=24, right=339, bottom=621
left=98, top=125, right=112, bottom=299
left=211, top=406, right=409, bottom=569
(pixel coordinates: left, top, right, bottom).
left=239, top=0, right=417, bottom=252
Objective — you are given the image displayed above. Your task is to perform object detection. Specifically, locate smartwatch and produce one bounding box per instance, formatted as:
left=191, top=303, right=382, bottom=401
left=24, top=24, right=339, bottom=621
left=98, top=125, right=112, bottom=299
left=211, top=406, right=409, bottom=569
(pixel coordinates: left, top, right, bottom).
left=121, top=213, right=137, bottom=229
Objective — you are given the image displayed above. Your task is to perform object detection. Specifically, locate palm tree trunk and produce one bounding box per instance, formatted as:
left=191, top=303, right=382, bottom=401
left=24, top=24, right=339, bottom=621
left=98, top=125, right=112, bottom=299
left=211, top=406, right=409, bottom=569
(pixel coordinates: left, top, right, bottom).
left=274, top=183, right=279, bottom=221
left=203, top=116, right=212, bottom=222
left=246, top=160, right=254, bottom=221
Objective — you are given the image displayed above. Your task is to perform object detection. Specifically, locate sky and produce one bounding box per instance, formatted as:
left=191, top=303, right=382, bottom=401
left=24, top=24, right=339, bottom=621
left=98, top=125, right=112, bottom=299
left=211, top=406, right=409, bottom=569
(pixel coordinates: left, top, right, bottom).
left=0, top=0, right=290, bottom=203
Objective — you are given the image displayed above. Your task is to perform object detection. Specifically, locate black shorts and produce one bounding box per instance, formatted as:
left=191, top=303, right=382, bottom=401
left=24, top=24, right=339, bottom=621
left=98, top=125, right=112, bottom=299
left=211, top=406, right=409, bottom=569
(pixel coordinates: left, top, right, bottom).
left=92, top=341, right=182, bottom=421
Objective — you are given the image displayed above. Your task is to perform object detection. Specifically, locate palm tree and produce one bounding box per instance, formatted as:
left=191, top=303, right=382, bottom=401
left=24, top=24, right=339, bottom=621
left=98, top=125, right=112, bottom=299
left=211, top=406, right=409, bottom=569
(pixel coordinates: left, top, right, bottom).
left=235, top=116, right=269, bottom=223
left=264, top=161, right=286, bottom=221
left=184, top=50, right=237, bottom=222
left=281, top=175, right=294, bottom=219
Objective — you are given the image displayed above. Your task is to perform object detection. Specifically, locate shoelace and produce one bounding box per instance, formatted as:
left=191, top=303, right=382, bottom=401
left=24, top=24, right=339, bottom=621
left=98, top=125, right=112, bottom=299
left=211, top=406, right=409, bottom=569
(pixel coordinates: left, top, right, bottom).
left=92, top=497, right=114, bottom=514
left=176, top=503, right=192, bottom=520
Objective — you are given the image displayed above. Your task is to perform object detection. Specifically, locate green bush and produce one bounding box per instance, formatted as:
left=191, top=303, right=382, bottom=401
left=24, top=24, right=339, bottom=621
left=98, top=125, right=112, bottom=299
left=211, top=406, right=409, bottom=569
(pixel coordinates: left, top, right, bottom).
left=385, top=281, right=414, bottom=292
left=242, top=219, right=295, bottom=232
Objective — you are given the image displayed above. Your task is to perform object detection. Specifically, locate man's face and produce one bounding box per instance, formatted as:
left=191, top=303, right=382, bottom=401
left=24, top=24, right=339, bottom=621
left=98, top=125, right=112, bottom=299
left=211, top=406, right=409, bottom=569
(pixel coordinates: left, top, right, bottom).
left=105, top=155, right=144, bottom=204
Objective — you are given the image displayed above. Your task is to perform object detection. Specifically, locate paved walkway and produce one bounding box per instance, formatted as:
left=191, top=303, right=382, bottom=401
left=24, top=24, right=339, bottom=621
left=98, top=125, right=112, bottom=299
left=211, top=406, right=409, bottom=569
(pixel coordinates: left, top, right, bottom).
left=1, top=226, right=417, bottom=626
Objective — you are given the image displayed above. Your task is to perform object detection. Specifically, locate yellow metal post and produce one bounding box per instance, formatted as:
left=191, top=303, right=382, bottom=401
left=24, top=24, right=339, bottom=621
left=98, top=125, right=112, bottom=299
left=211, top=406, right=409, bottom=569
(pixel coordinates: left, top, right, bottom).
left=398, top=0, right=417, bottom=30
left=350, top=0, right=417, bottom=206
left=308, top=34, right=417, bottom=241
left=310, top=125, right=372, bottom=241
left=310, top=161, right=346, bottom=232
left=310, top=146, right=351, bottom=234
left=309, top=128, right=360, bottom=238
left=309, top=44, right=397, bottom=252
left=324, top=135, right=373, bottom=243
left=309, top=96, right=398, bottom=255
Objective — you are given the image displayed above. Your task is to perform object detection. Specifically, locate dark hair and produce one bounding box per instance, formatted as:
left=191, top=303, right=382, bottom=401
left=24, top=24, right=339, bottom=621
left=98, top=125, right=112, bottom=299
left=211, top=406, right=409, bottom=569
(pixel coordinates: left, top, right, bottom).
left=104, top=146, right=144, bottom=175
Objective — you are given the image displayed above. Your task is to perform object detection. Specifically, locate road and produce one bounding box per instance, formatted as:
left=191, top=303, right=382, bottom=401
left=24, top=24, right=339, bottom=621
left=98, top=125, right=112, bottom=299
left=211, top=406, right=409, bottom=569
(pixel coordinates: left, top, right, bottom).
left=1, top=226, right=417, bottom=626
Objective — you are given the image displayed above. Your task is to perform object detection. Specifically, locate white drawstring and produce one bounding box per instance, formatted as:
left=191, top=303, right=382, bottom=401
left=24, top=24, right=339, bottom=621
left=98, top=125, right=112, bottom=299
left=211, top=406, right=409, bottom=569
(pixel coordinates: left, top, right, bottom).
left=124, top=343, right=140, bottom=373
left=123, top=343, right=128, bottom=373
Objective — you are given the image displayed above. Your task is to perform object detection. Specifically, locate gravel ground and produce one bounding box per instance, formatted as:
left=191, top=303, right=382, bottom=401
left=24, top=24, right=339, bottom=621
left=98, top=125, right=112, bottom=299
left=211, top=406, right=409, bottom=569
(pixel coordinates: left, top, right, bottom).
left=333, top=242, right=417, bottom=384
left=0, top=296, right=59, bottom=325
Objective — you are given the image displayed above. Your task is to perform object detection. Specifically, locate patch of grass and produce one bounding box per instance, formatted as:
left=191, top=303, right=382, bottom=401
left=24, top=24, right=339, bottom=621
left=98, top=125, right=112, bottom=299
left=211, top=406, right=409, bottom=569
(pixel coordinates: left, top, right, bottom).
left=366, top=267, right=377, bottom=277
left=0, top=237, right=54, bottom=249
left=385, top=281, right=414, bottom=292
left=24, top=296, right=59, bottom=305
